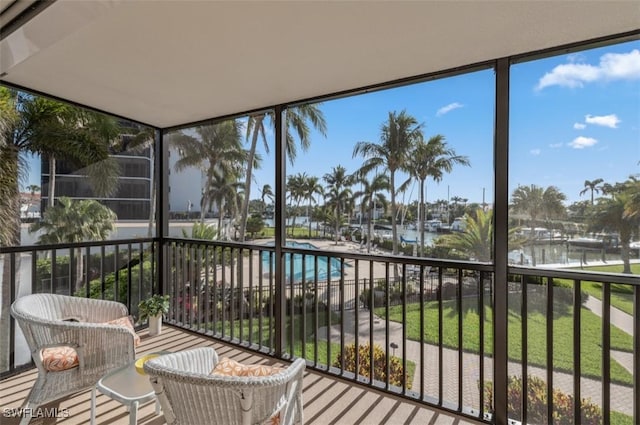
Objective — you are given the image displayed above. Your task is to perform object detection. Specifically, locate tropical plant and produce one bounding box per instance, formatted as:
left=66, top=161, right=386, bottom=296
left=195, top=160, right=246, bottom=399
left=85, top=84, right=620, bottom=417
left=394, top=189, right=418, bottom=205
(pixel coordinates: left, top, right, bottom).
left=138, top=294, right=170, bottom=321
left=260, top=184, right=274, bottom=205
left=407, top=134, right=469, bottom=256
left=29, top=197, right=116, bottom=290
left=245, top=214, right=265, bottom=238
left=182, top=222, right=218, bottom=241
left=170, top=120, right=248, bottom=223
left=437, top=209, right=523, bottom=262
left=206, top=169, right=243, bottom=240
left=510, top=184, right=566, bottom=266
left=323, top=165, right=353, bottom=244
left=353, top=172, right=390, bottom=253
left=579, top=178, right=604, bottom=205
left=588, top=178, right=640, bottom=274
left=303, top=175, right=323, bottom=237
left=287, top=173, right=307, bottom=236
left=239, top=104, right=327, bottom=241
left=353, top=110, right=423, bottom=256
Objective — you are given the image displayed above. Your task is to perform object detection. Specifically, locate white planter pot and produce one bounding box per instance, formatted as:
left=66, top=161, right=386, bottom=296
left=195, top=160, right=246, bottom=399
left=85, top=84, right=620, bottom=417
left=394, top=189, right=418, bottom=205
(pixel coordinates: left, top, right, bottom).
left=148, top=314, right=163, bottom=336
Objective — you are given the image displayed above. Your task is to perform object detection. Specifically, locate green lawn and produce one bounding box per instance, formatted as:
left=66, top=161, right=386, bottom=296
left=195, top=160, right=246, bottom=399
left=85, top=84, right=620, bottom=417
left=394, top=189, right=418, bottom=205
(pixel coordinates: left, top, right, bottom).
left=378, top=300, right=634, bottom=386
left=260, top=226, right=324, bottom=239
left=559, top=263, right=638, bottom=315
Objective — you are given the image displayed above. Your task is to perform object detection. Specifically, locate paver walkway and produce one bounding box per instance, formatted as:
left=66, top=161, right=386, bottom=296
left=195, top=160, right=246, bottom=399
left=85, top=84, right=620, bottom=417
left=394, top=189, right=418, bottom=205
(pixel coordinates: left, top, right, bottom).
left=317, top=309, right=635, bottom=416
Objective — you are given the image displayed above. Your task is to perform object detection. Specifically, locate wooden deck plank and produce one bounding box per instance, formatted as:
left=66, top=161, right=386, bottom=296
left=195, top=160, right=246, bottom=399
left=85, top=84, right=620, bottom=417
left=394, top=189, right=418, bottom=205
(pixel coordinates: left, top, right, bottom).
left=1, top=326, right=483, bottom=425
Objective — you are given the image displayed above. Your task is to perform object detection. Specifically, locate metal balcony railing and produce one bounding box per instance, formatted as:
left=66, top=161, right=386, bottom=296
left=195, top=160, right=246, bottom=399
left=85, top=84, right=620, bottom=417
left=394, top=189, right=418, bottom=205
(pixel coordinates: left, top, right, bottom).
left=1, top=238, right=638, bottom=424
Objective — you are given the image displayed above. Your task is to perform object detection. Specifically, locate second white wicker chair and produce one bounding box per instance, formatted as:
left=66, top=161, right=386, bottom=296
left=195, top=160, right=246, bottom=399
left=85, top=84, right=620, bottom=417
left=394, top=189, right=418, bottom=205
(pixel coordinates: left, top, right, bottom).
left=144, top=347, right=305, bottom=425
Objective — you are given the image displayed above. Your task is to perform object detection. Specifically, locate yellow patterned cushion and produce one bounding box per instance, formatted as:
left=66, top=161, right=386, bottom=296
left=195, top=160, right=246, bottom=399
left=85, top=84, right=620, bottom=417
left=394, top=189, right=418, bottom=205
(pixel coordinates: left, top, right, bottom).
left=211, top=358, right=285, bottom=425
left=106, top=316, right=141, bottom=347
left=41, top=346, right=79, bottom=372
left=211, top=357, right=284, bottom=377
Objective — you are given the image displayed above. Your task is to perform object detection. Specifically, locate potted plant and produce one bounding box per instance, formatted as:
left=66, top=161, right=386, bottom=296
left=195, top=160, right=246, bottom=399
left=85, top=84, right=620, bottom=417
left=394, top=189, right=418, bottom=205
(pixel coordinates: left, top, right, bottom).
left=138, top=294, right=170, bottom=336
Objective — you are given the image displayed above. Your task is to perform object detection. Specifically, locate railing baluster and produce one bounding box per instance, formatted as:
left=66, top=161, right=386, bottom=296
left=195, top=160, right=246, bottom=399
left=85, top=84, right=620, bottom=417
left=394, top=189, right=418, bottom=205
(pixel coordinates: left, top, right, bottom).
left=340, top=257, right=345, bottom=375
left=602, top=281, right=611, bottom=424
left=51, top=248, right=56, bottom=294
left=114, top=245, right=119, bottom=302
left=546, top=277, right=554, bottom=424
left=301, top=253, right=307, bottom=360
left=402, top=263, right=407, bottom=395
left=69, top=246, right=75, bottom=296
left=205, top=246, right=211, bottom=336
left=573, top=279, right=582, bottom=425
left=634, top=283, right=639, bottom=425
left=457, top=268, right=463, bottom=409
left=100, top=246, right=105, bottom=299
left=478, top=271, right=486, bottom=419
left=419, top=264, right=425, bottom=401
left=327, top=255, right=332, bottom=369
left=354, top=258, right=360, bottom=383
left=9, top=252, right=16, bottom=370
left=289, top=253, right=295, bottom=356
left=522, top=274, right=528, bottom=424
left=438, top=266, right=443, bottom=405
left=248, top=247, right=254, bottom=346
left=313, top=254, right=319, bottom=367
left=369, top=261, right=374, bottom=386
left=385, top=261, right=390, bottom=390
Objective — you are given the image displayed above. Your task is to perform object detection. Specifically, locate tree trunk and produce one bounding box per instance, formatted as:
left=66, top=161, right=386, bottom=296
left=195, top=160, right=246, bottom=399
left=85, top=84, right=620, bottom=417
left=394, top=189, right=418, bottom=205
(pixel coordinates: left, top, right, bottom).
left=239, top=115, right=264, bottom=242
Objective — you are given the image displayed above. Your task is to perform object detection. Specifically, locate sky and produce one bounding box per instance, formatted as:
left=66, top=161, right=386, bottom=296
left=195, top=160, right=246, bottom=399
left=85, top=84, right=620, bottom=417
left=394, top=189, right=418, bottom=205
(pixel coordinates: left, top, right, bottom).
left=26, top=40, right=639, bottom=209
left=248, top=39, right=640, bottom=207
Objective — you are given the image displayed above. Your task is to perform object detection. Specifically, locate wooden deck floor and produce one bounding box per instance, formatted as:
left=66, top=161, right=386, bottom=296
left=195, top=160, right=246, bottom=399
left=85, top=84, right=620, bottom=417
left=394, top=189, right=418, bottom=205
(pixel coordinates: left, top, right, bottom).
left=1, top=326, right=483, bottom=425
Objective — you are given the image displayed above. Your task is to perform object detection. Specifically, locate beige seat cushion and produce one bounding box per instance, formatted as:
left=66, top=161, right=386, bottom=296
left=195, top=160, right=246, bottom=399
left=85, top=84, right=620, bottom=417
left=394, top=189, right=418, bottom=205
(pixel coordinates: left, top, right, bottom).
left=41, top=346, right=79, bottom=372
left=211, top=357, right=285, bottom=425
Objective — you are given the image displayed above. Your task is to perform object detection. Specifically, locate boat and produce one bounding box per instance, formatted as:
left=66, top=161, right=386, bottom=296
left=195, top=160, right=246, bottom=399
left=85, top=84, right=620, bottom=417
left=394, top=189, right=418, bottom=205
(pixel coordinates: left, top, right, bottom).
left=425, top=220, right=442, bottom=232
left=450, top=217, right=466, bottom=232
left=400, top=236, right=417, bottom=245
left=568, top=234, right=619, bottom=250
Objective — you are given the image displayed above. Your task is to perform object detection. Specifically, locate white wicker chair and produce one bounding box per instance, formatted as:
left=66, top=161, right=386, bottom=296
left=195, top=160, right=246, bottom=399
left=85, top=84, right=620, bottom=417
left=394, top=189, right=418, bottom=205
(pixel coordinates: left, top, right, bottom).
left=10, top=293, right=136, bottom=424
left=144, top=347, right=305, bottom=425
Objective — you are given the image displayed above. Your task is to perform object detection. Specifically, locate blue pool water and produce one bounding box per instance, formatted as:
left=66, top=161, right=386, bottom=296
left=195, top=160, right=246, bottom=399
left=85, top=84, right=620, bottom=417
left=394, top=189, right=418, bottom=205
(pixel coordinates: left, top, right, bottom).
left=261, top=241, right=346, bottom=282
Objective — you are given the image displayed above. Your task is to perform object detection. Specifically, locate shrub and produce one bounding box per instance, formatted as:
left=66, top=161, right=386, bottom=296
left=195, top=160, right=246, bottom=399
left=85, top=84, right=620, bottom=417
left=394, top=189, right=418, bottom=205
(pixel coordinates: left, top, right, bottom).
left=483, top=375, right=602, bottom=424
left=335, top=342, right=412, bottom=390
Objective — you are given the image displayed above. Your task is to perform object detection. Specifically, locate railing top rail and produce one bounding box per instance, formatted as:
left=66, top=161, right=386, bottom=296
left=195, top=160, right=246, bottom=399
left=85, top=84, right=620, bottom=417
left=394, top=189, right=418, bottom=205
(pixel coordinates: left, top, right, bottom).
left=509, top=265, right=640, bottom=286
left=0, top=237, right=157, bottom=254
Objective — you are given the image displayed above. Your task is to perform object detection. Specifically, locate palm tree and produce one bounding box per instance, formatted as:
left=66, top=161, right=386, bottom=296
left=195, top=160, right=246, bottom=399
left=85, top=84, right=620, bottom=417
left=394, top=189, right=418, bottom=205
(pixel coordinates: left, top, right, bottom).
left=579, top=178, right=604, bottom=205
left=29, top=197, right=116, bottom=290
left=239, top=105, right=327, bottom=241
left=46, top=109, right=122, bottom=210
left=260, top=184, right=274, bottom=205
left=437, top=209, right=522, bottom=262
left=170, top=120, right=248, bottom=223
left=353, top=110, right=423, bottom=256
left=303, top=175, right=323, bottom=237
left=588, top=182, right=640, bottom=273
left=287, top=173, right=307, bottom=236
left=511, top=184, right=566, bottom=266
left=323, top=165, right=353, bottom=244
left=205, top=169, right=244, bottom=240
left=353, top=173, right=390, bottom=253
left=407, top=135, right=470, bottom=256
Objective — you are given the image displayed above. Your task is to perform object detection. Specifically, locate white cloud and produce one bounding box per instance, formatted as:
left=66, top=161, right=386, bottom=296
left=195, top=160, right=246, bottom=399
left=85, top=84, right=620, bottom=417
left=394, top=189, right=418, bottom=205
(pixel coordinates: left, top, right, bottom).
left=549, top=143, right=563, bottom=148
left=530, top=149, right=541, bottom=156
left=573, top=123, right=586, bottom=130
left=536, top=49, right=640, bottom=90
left=585, top=114, right=620, bottom=128
left=436, top=102, right=463, bottom=117
left=569, top=136, right=598, bottom=149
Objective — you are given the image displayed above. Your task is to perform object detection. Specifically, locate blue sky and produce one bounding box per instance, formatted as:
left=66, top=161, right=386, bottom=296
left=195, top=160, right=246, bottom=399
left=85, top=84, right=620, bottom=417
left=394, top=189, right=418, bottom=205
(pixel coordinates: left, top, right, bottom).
left=26, top=40, right=639, bottom=209
left=250, top=39, right=639, bottom=207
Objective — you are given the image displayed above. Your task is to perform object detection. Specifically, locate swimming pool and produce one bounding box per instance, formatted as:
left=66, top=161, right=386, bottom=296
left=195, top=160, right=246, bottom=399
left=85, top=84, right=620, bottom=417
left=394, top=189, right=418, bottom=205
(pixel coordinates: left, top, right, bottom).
left=261, top=241, right=346, bottom=282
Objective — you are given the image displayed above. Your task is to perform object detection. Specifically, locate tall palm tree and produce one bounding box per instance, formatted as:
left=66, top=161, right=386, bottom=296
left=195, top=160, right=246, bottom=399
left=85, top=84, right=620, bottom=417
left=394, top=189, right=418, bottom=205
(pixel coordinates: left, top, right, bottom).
left=303, top=175, right=323, bottom=237
left=579, top=178, right=604, bottom=205
left=353, top=110, right=423, bottom=255
left=353, top=173, right=390, bottom=252
left=287, top=173, right=307, bottom=236
left=239, top=105, right=327, bottom=241
left=205, top=169, right=244, bottom=240
left=170, top=120, right=248, bottom=223
left=29, top=197, right=116, bottom=290
left=407, top=135, right=470, bottom=256
left=323, top=165, right=353, bottom=244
